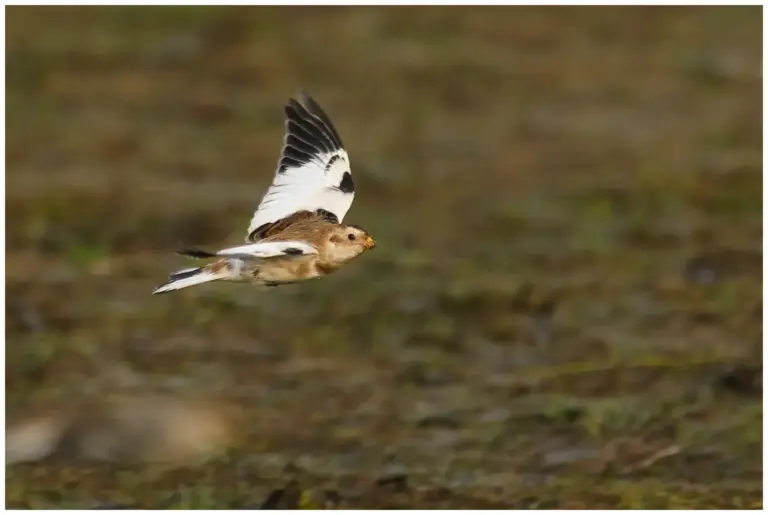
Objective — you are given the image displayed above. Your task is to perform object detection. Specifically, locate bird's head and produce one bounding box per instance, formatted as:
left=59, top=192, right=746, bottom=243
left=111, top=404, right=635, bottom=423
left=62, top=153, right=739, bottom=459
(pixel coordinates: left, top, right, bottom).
left=325, top=224, right=376, bottom=264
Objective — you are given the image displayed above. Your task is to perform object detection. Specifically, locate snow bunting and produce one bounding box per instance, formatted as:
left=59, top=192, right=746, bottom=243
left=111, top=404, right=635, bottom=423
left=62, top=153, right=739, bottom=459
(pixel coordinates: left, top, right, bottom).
left=153, top=91, right=375, bottom=295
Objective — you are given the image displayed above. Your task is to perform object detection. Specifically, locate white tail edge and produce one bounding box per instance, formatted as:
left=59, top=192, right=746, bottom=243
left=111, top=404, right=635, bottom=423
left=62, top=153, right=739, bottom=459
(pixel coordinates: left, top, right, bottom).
left=153, top=266, right=229, bottom=295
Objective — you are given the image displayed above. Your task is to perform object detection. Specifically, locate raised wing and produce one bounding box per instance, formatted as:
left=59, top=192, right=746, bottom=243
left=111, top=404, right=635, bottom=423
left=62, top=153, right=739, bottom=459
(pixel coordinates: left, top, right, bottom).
left=246, top=92, right=355, bottom=241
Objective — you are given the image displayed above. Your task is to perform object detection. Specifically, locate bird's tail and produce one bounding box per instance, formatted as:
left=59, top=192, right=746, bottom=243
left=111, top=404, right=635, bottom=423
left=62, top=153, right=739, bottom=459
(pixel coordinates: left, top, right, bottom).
left=153, top=260, right=237, bottom=295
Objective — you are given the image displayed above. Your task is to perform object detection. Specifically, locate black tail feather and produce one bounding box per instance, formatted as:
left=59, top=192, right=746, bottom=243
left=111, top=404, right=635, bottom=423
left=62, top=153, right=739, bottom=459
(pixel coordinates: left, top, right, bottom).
left=153, top=267, right=203, bottom=295
left=170, top=267, right=202, bottom=280
left=176, top=246, right=216, bottom=259
left=153, top=282, right=173, bottom=295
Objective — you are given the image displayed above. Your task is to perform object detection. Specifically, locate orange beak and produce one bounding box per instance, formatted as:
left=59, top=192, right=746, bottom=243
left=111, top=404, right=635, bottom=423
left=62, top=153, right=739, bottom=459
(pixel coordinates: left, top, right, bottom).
left=363, top=235, right=377, bottom=250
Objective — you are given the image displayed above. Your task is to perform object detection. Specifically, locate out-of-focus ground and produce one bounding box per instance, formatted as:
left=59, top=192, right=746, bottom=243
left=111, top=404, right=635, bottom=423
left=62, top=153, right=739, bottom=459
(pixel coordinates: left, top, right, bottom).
left=5, top=6, right=762, bottom=509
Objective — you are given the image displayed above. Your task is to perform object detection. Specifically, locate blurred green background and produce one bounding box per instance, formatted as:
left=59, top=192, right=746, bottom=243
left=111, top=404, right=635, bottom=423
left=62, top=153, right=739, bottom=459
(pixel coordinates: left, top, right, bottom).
left=6, top=5, right=762, bottom=509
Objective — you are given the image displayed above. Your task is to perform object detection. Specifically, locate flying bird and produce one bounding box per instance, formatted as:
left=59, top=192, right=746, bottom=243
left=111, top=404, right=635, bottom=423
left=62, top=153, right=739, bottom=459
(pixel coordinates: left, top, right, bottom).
left=153, top=91, right=376, bottom=295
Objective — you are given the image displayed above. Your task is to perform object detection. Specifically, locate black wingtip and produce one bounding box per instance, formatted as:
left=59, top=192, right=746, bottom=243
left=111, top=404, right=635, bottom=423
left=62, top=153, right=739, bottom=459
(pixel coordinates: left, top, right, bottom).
left=279, top=90, right=345, bottom=175
left=289, top=90, right=344, bottom=149
left=298, top=88, right=317, bottom=107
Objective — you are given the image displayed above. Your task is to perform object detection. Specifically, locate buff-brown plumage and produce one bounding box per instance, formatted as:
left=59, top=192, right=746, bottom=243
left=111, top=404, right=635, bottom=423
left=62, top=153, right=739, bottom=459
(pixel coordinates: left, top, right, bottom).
left=257, top=211, right=337, bottom=242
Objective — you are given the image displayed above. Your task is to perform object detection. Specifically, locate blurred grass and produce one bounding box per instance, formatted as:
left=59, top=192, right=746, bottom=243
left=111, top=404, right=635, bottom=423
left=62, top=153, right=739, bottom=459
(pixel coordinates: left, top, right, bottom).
left=5, top=5, right=762, bottom=509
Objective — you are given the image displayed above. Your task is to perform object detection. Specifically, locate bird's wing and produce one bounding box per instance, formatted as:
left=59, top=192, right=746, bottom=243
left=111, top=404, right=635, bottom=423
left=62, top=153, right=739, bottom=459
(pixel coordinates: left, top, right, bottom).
left=216, top=241, right=318, bottom=260
left=246, top=91, right=354, bottom=242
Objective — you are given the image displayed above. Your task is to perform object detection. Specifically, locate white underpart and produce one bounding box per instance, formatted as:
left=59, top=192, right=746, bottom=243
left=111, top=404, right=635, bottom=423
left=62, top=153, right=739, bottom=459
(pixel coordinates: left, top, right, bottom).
left=247, top=149, right=353, bottom=236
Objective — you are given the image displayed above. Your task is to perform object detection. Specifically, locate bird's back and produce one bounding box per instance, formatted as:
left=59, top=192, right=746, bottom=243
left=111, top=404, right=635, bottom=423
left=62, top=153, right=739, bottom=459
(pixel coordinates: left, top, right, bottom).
left=257, top=212, right=336, bottom=244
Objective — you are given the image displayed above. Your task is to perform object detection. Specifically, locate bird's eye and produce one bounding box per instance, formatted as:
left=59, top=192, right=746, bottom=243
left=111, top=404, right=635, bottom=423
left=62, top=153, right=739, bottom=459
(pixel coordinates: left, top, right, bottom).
left=348, top=233, right=356, bottom=241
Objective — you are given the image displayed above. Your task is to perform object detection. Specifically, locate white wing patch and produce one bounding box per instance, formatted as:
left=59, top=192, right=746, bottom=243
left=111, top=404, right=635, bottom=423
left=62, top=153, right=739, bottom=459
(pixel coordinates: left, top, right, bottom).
left=247, top=92, right=355, bottom=240
left=216, top=241, right=318, bottom=259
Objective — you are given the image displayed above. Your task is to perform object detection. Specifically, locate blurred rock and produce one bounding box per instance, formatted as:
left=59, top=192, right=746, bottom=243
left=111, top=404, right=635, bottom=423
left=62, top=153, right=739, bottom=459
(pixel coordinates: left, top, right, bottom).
left=542, top=446, right=605, bottom=469
left=6, top=393, right=242, bottom=466
left=714, top=365, right=762, bottom=397
left=375, top=472, right=409, bottom=493
left=683, top=249, right=762, bottom=285
left=259, top=480, right=302, bottom=510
